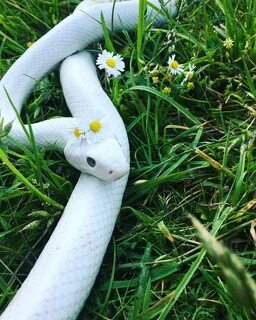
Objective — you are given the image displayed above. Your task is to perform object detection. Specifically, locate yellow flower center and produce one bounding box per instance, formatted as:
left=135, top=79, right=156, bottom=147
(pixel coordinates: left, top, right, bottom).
left=90, top=120, right=102, bottom=132
left=106, top=58, right=116, bottom=68
left=170, top=60, right=179, bottom=69
left=74, top=127, right=81, bottom=138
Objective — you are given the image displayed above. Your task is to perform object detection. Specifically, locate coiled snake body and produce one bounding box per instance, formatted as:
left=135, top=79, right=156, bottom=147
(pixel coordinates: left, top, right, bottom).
left=0, top=1, right=177, bottom=319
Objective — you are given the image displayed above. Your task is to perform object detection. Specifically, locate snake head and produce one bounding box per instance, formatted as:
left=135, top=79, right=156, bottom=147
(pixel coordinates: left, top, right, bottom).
left=64, top=137, right=129, bottom=181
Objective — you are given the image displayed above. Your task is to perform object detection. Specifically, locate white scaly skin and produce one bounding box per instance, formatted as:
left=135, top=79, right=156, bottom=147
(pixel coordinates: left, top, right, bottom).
left=0, top=0, right=177, bottom=319
left=2, top=50, right=130, bottom=319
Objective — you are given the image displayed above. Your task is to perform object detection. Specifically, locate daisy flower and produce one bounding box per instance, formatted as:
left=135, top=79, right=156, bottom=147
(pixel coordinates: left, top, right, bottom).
left=86, top=110, right=107, bottom=144
left=71, top=110, right=109, bottom=145
left=167, top=54, right=184, bottom=75
left=96, top=50, right=125, bottom=77
left=65, top=119, right=85, bottom=148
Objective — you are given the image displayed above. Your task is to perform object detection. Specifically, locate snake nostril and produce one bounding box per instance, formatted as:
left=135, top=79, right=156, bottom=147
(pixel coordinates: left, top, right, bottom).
left=109, top=170, right=113, bottom=175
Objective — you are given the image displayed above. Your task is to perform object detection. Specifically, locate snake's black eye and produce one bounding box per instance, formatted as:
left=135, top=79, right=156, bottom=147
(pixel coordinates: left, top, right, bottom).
left=87, top=157, right=96, bottom=168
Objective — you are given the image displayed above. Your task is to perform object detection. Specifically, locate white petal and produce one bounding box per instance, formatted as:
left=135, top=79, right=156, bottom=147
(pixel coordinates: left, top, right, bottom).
left=105, top=67, right=115, bottom=76
left=102, top=49, right=112, bottom=59
left=96, top=50, right=112, bottom=65
left=112, top=69, right=121, bottom=77
left=116, top=60, right=125, bottom=71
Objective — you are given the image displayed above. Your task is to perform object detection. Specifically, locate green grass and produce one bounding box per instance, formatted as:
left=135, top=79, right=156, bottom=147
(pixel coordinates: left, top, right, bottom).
left=0, top=0, right=256, bottom=319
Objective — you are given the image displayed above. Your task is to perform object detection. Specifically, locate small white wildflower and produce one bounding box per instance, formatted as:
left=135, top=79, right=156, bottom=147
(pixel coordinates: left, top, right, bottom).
left=167, top=54, right=184, bottom=75
left=184, top=63, right=196, bottom=82
left=86, top=110, right=107, bottom=144
left=72, top=110, right=109, bottom=145
left=96, top=49, right=125, bottom=77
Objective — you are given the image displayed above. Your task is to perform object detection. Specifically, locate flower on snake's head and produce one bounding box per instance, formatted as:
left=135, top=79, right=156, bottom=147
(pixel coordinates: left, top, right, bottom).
left=167, top=54, right=184, bottom=75
left=72, top=110, right=108, bottom=144
left=96, top=50, right=125, bottom=77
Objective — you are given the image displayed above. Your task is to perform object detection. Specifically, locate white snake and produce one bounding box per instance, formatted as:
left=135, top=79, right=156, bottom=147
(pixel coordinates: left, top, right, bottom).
left=0, top=1, right=177, bottom=319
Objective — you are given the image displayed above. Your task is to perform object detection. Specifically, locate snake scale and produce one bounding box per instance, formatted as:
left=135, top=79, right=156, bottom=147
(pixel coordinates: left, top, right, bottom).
left=0, top=0, right=177, bottom=319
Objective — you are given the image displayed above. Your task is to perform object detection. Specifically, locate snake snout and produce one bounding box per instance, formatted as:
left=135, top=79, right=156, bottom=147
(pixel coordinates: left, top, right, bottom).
left=84, top=138, right=129, bottom=181
left=64, top=137, right=129, bottom=181
left=106, top=159, right=130, bottom=181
